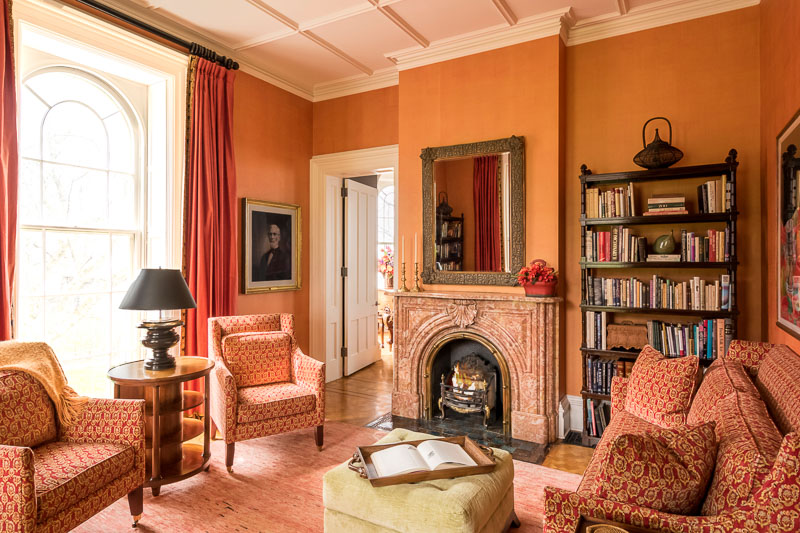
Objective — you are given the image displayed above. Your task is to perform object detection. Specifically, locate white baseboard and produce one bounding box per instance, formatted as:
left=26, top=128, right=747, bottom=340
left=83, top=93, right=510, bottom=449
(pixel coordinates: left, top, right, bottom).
left=567, top=394, right=584, bottom=433
left=557, top=396, right=570, bottom=439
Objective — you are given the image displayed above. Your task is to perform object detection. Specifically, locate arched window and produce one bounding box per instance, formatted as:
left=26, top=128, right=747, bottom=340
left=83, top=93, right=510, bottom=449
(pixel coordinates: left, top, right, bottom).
left=17, top=68, right=141, bottom=397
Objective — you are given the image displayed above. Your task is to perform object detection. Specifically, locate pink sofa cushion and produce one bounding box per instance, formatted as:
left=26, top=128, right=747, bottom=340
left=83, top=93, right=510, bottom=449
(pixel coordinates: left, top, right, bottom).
left=723, top=340, right=777, bottom=376
left=237, top=382, right=316, bottom=424
left=0, top=370, right=57, bottom=447
left=34, top=441, right=134, bottom=522
left=221, top=331, right=292, bottom=387
left=688, top=359, right=752, bottom=426
left=596, top=422, right=717, bottom=515
left=624, top=346, right=699, bottom=428
left=755, top=345, right=800, bottom=435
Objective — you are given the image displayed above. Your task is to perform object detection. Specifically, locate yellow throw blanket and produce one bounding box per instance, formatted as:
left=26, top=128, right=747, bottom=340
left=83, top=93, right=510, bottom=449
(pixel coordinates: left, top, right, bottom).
left=0, top=341, right=88, bottom=427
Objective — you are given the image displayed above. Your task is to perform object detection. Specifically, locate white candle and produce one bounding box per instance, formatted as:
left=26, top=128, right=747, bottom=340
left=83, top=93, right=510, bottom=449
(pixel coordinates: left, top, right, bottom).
left=402, top=236, right=405, bottom=263
left=414, top=233, right=418, bottom=264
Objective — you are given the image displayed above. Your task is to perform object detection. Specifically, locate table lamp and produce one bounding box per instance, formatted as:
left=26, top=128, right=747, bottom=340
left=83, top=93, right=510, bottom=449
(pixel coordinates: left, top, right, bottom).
left=119, top=268, right=197, bottom=370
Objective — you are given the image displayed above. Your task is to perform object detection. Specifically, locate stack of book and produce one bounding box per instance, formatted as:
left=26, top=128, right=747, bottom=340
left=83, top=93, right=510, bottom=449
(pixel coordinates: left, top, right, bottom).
left=647, top=318, right=733, bottom=359
left=584, top=311, right=608, bottom=350
left=585, top=184, right=636, bottom=218
left=644, top=194, right=687, bottom=216
left=698, top=176, right=731, bottom=213
left=681, top=229, right=731, bottom=262
left=585, top=357, right=633, bottom=395
left=585, top=274, right=731, bottom=311
left=586, top=399, right=611, bottom=438
left=584, top=227, right=646, bottom=262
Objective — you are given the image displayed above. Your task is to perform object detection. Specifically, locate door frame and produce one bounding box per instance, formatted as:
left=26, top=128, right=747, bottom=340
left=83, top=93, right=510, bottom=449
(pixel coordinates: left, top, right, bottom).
left=309, top=145, right=399, bottom=382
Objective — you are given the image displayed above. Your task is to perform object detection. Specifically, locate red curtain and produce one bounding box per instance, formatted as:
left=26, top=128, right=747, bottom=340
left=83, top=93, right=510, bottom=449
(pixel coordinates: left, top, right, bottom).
left=0, top=0, right=18, bottom=340
left=474, top=155, right=500, bottom=271
left=183, top=57, right=237, bottom=372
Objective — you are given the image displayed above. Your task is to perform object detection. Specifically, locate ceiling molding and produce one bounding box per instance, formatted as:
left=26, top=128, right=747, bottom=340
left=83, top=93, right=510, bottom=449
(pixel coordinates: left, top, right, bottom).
left=568, top=0, right=760, bottom=46
left=375, top=3, right=429, bottom=48
left=233, top=28, right=296, bottom=51
left=312, top=68, right=398, bottom=102
left=616, top=0, right=629, bottom=15
left=491, top=0, right=518, bottom=26
left=386, top=8, right=570, bottom=71
left=301, top=30, right=373, bottom=75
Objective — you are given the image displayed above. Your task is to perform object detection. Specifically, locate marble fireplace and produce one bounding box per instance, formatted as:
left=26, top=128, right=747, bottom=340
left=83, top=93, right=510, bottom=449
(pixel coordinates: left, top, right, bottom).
left=392, top=291, right=561, bottom=444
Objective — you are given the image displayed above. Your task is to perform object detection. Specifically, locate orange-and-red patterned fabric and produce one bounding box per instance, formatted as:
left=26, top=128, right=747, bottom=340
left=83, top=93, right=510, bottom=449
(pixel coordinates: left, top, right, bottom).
left=208, top=313, right=294, bottom=362
left=237, top=382, right=316, bottom=424
left=748, top=432, right=800, bottom=531
left=221, top=332, right=292, bottom=387
left=623, top=346, right=699, bottom=428
left=595, top=422, right=717, bottom=514
left=33, top=441, right=134, bottom=522
left=0, top=371, right=57, bottom=448
left=688, top=359, right=751, bottom=426
left=610, top=376, right=627, bottom=418
left=0, top=445, right=36, bottom=532
left=755, top=345, right=800, bottom=435
left=724, top=340, right=777, bottom=376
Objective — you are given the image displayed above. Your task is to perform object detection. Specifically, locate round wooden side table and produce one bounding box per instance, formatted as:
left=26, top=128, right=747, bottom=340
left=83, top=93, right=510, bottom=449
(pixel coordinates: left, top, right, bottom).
left=108, top=356, right=215, bottom=496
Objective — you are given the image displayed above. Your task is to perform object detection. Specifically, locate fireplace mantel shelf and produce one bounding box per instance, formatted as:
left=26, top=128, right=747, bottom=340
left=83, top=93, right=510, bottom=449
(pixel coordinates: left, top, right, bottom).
left=393, top=290, right=562, bottom=304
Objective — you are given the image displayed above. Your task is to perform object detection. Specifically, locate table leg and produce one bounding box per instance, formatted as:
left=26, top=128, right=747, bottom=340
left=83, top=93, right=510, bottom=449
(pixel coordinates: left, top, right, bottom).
left=203, top=375, right=211, bottom=466
left=151, top=385, right=161, bottom=495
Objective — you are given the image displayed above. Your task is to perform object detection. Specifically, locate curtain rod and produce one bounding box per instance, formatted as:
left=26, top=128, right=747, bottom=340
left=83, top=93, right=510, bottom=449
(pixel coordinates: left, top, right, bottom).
left=64, top=0, right=240, bottom=70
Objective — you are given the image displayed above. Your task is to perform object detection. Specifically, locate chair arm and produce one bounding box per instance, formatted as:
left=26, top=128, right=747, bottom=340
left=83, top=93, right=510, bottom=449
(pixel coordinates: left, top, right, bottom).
left=292, top=348, right=325, bottom=421
left=59, top=398, right=146, bottom=473
left=543, top=487, right=739, bottom=533
left=610, top=376, right=628, bottom=418
left=0, top=445, right=37, bottom=532
left=210, top=361, right=238, bottom=443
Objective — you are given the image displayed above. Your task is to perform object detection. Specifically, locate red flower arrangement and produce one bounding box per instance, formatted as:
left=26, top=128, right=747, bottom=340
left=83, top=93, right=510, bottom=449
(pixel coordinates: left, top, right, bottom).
left=517, top=259, right=557, bottom=285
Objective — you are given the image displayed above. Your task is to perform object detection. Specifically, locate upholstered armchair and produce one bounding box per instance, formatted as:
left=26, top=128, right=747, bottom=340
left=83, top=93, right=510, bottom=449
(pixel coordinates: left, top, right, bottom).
left=0, top=371, right=146, bottom=532
left=208, top=313, right=325, bottom=473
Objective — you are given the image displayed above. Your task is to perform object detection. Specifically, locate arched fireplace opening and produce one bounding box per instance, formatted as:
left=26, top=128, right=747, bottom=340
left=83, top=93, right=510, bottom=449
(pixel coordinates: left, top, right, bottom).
left=424, top=333, right=510, bottom=437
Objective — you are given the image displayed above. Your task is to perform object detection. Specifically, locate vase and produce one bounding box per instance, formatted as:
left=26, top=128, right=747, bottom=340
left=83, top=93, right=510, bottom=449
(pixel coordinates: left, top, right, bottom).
left=384, top=273, right=394, bottom=290
left=523, top=280, right=557, bottom=297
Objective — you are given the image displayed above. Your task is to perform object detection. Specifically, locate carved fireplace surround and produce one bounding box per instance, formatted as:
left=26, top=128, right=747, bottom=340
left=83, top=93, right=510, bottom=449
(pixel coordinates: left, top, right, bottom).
left=393, top=291, right=561, bottom=444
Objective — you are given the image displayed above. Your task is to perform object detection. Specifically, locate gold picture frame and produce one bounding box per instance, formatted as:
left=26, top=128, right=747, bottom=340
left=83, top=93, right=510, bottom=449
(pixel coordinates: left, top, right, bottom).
left=241, top=198, right=301, bottom=294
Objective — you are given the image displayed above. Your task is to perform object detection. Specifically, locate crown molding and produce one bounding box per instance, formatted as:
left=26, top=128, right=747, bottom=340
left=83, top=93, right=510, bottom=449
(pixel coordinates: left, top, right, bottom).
left=312, top=68, right=398, bottom=102
left=568, top=0, right=760, bottom=46
left=386, top=8, right=571, bottom=72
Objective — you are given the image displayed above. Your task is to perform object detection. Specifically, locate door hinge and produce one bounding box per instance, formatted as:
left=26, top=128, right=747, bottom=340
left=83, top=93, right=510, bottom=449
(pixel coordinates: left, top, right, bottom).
left=341, top=347, right=348, bottom=358
left=341, top=186, right=348, bottom=197
left=341, top=266, right=348, bottom=277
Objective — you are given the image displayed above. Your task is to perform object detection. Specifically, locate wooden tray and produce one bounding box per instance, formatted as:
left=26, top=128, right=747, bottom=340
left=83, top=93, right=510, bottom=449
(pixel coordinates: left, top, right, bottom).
left=347, top=435, right=496, bottom=487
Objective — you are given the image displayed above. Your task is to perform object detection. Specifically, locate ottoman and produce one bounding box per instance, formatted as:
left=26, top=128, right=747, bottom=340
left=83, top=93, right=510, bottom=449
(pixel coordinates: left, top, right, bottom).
left=323, top=428, right=519, bottom=532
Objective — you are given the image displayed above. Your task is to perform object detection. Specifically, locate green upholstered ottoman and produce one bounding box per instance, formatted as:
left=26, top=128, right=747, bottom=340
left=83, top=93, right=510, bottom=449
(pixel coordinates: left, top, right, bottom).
left=323, top=428, right=519, bottom=533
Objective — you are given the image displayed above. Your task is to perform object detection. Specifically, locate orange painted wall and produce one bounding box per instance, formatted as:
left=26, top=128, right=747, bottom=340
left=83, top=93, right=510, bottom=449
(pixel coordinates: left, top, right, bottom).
left=233, top=72, right=313, bottom=351
left=564, top=7, right=761, bottom=396
left=762, top=0, right=800, bottom=350
left=312, top=86, right=399, bottom=156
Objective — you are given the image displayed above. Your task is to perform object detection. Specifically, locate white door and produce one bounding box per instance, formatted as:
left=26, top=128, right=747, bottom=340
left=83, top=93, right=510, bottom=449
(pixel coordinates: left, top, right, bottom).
left=324, top=175, right=344, bottom=382
left=344, top=180, right=380, bottom=375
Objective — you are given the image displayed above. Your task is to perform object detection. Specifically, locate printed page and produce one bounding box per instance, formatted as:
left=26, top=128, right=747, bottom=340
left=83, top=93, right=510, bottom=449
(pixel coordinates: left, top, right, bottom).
left=417, top=440, right=478, bottom=471
left=370, top=444, right=430, bottom=478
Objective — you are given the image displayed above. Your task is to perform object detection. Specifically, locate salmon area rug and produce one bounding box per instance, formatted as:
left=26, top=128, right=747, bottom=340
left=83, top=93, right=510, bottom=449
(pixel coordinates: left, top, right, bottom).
left=75, top=422, right=581, bottom=533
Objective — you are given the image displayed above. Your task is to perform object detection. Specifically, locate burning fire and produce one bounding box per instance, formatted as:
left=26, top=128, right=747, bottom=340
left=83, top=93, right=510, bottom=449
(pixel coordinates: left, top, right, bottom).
left=451, top=361, right=487, bottom=391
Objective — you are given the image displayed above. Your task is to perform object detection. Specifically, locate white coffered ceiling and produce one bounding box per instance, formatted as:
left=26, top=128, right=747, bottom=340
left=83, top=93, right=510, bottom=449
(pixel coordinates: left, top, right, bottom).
left=94, top=0, right=758, bottom=100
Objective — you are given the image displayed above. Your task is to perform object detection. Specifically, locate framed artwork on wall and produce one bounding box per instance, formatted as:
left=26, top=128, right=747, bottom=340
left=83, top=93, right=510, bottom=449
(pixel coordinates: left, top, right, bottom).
left=777, top=110, right=800, bottom=338
left=242, top=198, right=301, bottom=294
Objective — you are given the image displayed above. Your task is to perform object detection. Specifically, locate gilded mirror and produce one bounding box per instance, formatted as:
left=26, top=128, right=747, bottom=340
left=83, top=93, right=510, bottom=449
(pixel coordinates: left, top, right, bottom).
left=421, top=136, right=525, bottom=286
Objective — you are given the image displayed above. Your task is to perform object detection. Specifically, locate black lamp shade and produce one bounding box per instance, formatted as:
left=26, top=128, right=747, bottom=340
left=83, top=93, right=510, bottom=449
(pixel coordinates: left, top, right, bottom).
left=119, top=269, right=197, bottom=311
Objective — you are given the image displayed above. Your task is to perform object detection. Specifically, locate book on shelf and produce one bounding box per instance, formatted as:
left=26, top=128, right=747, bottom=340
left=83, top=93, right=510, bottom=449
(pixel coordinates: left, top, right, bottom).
left=585, top=356, right=633, bottom=395
left=584, top=311, right=608, bottom=350
left=644, top=210, right=689, bottom=216
left=585, top=274, right=730, bottom=311
left=584, top=227, right=647, bottom=262
left=646, top=254, right=681, bottom=262
left=645, top=194, right=686, bottom=216
left=680, top=229, right=730, bottom=262
left=370, top=440, right=477, bottom=478
left=585, top=183, right=636, bottom=218
left=585, top=399, right=611, bottom=438
left=646, top=318, right=733, bottom=359
left=697, top=176, right=731, bottom=213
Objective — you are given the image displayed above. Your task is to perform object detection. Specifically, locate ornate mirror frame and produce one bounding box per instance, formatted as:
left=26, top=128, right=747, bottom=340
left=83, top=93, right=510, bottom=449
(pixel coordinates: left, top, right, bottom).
left=421, top=135, right=525, bottom=286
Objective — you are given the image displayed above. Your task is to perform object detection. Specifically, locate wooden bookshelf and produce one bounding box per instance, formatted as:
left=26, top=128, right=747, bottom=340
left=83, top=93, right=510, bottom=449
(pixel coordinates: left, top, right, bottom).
left=435, top=213, right=464, bottom=270
left=579, top=149, right=739, bottom=446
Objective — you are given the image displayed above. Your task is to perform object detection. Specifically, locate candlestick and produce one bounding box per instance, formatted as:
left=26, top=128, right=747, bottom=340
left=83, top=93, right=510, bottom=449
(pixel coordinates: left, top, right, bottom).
left=411, top=261, right=423, bottom=292
left=414, top=233, right=418, bottom=265
left=402, top=236, right=405, bottom=264
left=398, top=262, right=409, bottom=292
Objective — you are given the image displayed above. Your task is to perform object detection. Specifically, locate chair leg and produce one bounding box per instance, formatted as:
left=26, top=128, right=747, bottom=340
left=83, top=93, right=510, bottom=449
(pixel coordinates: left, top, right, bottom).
left=315, top=424, right=324, bottom=451
left=127, top=485, right=143, bottom=528
left=226, top=442, right=235, bottom=473
left=210, top=420, right=219, bottom=441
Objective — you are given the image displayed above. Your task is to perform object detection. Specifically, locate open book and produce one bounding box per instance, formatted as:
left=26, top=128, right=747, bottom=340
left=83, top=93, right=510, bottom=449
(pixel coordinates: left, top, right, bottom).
left=370, top=440, right=478, bottom=478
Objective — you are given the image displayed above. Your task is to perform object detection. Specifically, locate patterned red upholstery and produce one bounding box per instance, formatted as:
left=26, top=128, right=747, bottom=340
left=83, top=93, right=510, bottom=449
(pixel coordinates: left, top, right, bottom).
left=755, top=345, right=800, bottom=435
left=237, top=382, right=316, bottom=424
left=749, top=432, right=800, bottom=531
left=0, top=364, right=145, bottom=533
left=595, top=422, right=717, bottom=514
left=0, top=371, right=57, bottom=448
left=221, top=332, right=292, bottom=387
left=610, top=376, right=627, bottom=418
left=33, top=441, right=134, bottom=522
left=208, top=314, right=325, bottom=449
left=724, top=340, right=777, bottom=376
left=624, top=346, right=699, bottom=428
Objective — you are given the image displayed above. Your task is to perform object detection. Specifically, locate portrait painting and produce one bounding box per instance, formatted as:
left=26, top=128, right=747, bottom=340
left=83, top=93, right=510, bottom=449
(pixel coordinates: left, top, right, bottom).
left=242, top=198, right=301, bottom=293
left=777, top=109, right=800, bottom=338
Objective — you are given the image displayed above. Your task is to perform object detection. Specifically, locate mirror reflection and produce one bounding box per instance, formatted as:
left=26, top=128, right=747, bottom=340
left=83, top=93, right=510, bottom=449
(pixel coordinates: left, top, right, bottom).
left=433, top=154, right=510, bottom=272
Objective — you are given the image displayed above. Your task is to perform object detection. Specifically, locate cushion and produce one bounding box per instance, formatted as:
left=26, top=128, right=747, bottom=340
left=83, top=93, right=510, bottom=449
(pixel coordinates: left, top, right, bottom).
left=688, top=359, right=752, bottom=426
left=595, top=422, right=717, bottom=515
left=322, top=428, right=514, bottom=533
left=755, top=344, right=800, bottom=435
left=749, top=432, right=800, bottom=531
left=237, top=382, right=316, bottom=424
left=221, top=331, right=292, bottom=387
left=723, top=340, right=777, bottom=376
left=701, top=390, right=783, bottom=515
left=623, top=345, right=699, bottom=428
left=34, top=441, right=134, bottom=522
left=0, top=371, right=57, bottom=447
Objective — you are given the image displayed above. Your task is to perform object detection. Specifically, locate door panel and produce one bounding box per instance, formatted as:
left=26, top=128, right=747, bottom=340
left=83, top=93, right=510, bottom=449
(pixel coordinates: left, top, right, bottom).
left=325, top=176, right=343, bottom=381
left=344, top=180, right=379, bottom=376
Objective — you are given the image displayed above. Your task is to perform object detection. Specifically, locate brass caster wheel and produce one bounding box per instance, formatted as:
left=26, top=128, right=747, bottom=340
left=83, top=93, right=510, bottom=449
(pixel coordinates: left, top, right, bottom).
left=317, top=445, right=323, bottom=452
left=131, top=514, right=141, bottom=528
left=226, top=466, right=233, bottom=474
left=204, top=466, right=210, bottom=472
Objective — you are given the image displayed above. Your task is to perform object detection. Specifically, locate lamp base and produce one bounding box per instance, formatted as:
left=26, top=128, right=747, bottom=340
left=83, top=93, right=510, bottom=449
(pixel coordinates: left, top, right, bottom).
left=139, top=319, right=183, bottom=371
